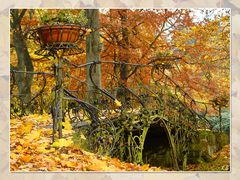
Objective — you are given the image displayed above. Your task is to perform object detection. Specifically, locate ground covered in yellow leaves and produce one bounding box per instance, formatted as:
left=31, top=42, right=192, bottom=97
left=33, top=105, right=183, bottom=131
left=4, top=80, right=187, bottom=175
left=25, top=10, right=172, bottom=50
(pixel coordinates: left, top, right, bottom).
left=10, top=114, right=230, bottom=171
left=10, top=114, right=161, bottom=171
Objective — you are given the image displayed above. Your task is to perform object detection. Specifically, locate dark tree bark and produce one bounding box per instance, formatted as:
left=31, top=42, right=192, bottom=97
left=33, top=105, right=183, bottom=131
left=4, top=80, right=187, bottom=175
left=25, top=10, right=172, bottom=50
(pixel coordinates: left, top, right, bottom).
left=116, top=10, right=129, bottom=102
left=86, top=9, right=101, bottom=104
left=10, top=9, right=34, bottom=115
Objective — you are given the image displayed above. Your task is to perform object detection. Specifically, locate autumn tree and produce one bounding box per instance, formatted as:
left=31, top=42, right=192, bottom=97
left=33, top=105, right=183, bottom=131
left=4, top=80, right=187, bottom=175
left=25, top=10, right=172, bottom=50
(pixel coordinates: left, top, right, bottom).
left=85, top=9, right=102, bottom=104
left=99, top=9, right=194, bottom=89
left=10, top=9, right=34, bottom=115
left=170, top=10, right=230, bottom=105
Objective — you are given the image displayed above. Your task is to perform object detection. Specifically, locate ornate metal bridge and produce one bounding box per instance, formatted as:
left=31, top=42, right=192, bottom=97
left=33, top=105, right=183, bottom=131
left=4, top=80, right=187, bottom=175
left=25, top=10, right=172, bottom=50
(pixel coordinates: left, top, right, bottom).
left=10, top=25, right=226, bottom=170
left=11, top=57, right=220, bottom=170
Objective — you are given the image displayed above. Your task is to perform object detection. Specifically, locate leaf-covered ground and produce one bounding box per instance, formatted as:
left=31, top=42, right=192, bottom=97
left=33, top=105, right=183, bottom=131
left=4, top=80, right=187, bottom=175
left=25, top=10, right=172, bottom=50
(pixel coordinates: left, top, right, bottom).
left=10, top=114, right=230, bottom=171
left=10, top=114, right=161, bottom=171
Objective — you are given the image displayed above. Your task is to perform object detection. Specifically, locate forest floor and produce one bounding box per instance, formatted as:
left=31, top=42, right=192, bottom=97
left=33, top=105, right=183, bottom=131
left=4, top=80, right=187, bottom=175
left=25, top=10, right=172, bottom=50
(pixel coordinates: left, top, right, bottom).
left=10, top=114, right=161, bottom=171
left=10, top=114, right=230, bottom=171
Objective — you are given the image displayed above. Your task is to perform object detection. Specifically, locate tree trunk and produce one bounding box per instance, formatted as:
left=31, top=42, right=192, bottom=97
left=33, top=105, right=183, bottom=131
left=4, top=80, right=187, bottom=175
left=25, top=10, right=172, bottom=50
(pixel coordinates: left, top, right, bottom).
left=11, top=9, right=34, bottom=115
left=116, top=10, right=129, bottom=103
left=86, top=9, right=101, bottom=104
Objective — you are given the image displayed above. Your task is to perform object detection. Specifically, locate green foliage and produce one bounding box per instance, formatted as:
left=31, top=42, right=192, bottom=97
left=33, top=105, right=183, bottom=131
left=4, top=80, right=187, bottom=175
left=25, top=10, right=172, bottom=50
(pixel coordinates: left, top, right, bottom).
left=72, top=130, right=91, bottom=152
left=215, top=132, right=229, bottom=150
left=40, top=10, right=87, bottom=26
left=188, top=145, right=230, bottom=171
left=10, top=97, right=22, bottom=117
left=155, top=50, right=173, bottom=58
left=188, top=130, right=218, bottom=164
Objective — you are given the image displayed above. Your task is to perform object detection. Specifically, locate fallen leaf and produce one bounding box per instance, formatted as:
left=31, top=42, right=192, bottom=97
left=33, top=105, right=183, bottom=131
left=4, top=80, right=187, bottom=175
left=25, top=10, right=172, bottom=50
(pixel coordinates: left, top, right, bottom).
left=52, top=138, right=73, bottom=148
left=19, top=154, right=31, bottom=163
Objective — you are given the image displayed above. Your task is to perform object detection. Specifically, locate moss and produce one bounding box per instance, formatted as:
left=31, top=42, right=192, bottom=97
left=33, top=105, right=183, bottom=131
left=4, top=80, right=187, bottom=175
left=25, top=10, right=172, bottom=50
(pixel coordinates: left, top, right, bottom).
left=189, top=130, right=216, bottom=163
left=188, top=145, right=230, bottom=171
left=215, top=132, right=229, bottom=150
left=188, top=130, right=230, bottom=165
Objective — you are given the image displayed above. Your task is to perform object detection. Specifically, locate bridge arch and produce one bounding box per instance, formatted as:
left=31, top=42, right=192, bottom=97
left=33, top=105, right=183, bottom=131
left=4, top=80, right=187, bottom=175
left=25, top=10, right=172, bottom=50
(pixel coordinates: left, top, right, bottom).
left=142, top=120, right=179, bottom=170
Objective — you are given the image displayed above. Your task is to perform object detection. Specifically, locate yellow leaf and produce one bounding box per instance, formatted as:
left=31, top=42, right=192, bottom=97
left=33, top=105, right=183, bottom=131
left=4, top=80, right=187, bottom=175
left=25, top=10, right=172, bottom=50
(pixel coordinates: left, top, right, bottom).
left=87, top=160, right=107, bottom=171
left=175, top=41, right=180, bottom=47
left=60, top=153, right=71, bottom=159
left=140, top=164, right=150, bottom=171
left=80, top=133, right=86, bottom=140
left=23, top=142, right=30, bottom=147
left=37, top=116, right=49, bottom=122
left=114, top=99, right=122, bottom=107
left=24, top=122, right=33, bottom=133
left=16, top=145, right=23, bottom=152
left=19, top=154, right=31, bottom=163
left=62, top=129, right=73, bottom=135
left=62, top=120, right=72, bottom=131
left=49, top=147, right=56, bottom=152
left=52, top=138, right=73, bottom=148
left=100, top=37, right=103, bottom=43
left=37, top=147, right=47, bottom=153
left=66, top=161, right=77, bottom=168
left=61, top=160, right=77, bottom=168
left=54, top=156, right=61, bottom=162
left=19, top=139, right=25, bottom=145
left=36, top=146, right=51, bottom=153
left=192, top=26, right=197, bottom=30
left=17, top=122, right=33, bottom=135
left=10, top=152, right=18, bottom=159
left=85, top=29, right=92, bottom=36
left=151, top=94, right=158, bottom=97
left=179, top=46, right=185, bottom=51
left=25, top=130, right=41, bottom=142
